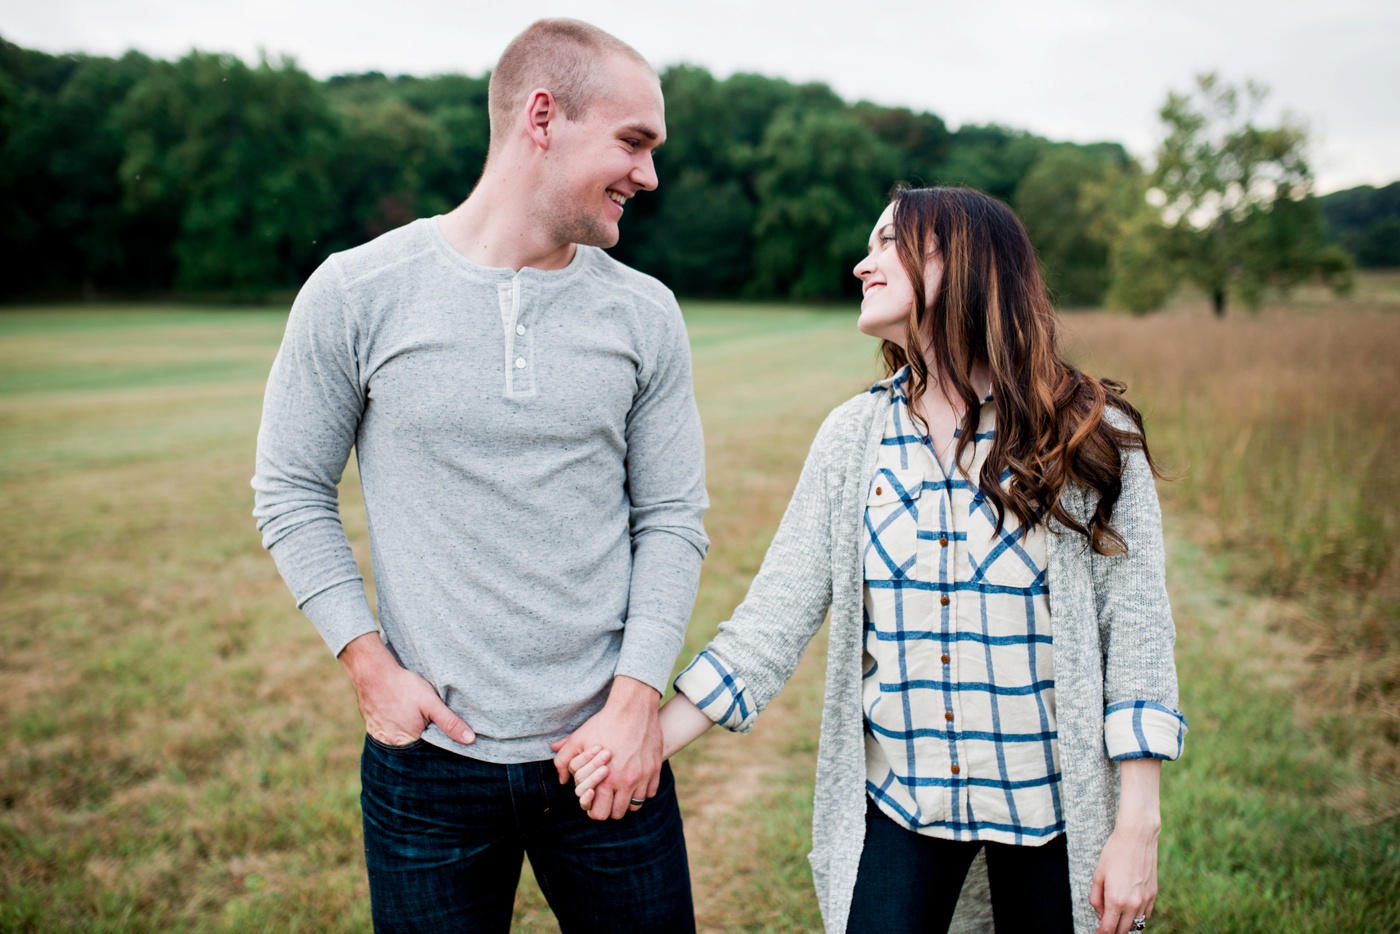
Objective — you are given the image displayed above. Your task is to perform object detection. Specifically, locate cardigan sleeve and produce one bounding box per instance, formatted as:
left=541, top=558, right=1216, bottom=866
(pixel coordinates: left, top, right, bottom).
left=1090, top=420, right=1188, bottom=759
left=674, top=407, right=845, bottom=732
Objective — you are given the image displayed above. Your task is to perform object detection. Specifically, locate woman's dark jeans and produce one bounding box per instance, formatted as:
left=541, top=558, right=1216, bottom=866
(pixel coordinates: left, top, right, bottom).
left=360, top=735, right=695, bottom=933
left=846, top=797, right=1074, bottom=933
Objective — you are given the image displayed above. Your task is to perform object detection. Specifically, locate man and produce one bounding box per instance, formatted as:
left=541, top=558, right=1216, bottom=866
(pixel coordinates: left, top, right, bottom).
left=252, top=19, right=707, bottom=932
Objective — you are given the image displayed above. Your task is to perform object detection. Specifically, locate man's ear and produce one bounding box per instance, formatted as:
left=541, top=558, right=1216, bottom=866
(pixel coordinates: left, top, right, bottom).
left=525, top=88, right=557, bottom=150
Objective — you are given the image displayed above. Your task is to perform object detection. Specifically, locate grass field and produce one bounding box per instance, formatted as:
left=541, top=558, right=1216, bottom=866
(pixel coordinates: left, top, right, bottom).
left=1, top=286, right=1398, bottom=932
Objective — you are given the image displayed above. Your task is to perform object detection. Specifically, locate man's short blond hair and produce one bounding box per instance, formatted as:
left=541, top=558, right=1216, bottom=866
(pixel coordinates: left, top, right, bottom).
left=488, top=19, right=654, bottom=148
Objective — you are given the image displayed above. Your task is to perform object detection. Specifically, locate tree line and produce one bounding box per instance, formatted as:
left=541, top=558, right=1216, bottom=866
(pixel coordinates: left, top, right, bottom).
left=1, top=38, right=1374, bottom=311
left=1320, top=182, right=1400, bottom=268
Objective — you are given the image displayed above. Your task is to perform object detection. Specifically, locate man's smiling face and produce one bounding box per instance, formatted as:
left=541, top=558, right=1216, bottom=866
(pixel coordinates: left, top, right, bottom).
left=538, top=54, right=666, bottom=250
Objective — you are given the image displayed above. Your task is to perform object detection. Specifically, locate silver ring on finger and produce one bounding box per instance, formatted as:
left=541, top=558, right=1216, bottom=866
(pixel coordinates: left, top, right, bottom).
left=630, top=797, right=646, bottom=807
left=1131, top=916, right=1146, bottom=932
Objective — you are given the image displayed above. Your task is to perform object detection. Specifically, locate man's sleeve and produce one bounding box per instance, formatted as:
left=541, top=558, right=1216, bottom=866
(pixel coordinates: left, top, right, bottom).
left=251, top=259, right=380, bottom=656
left=616, top=296, right=710, bottom=693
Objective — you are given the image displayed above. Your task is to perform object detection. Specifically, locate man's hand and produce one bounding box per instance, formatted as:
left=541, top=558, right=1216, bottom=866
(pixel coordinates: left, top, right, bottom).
left=550, top=675, right=661, bottom=820
left=339, top=632, right=475, bottom=746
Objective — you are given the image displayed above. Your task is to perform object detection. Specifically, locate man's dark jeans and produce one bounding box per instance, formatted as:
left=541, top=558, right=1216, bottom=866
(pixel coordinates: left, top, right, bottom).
left=360, top=735, right=695, bottom=933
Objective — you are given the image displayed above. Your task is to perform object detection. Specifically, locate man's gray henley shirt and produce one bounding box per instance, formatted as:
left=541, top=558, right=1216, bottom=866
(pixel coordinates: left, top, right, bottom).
left=252, top=218, right=709, bottom=763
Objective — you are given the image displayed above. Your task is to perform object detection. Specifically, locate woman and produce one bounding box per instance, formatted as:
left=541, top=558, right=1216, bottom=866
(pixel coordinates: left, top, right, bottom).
left=575, top=186, right=1187, bottom=934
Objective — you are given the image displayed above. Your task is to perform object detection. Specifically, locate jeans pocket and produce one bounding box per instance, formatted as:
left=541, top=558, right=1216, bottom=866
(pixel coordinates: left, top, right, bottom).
left=366, top=733, right=427, bottom=753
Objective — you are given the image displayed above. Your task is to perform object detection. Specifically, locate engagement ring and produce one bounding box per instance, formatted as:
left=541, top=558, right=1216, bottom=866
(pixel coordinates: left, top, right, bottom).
left=1131, top=916, right=1146, bottom=932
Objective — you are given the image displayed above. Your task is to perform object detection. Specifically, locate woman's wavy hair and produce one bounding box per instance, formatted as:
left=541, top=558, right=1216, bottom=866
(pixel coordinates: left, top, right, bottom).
left=881, top=185, right=1162, bottom=555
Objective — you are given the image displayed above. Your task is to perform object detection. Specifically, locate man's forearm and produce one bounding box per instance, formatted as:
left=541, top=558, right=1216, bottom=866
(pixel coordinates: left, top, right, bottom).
left=615, top=532, right=705, bottom=691
left=605, top=673, right=662, bottom=710
left=338, top=631, right=397, bottom=687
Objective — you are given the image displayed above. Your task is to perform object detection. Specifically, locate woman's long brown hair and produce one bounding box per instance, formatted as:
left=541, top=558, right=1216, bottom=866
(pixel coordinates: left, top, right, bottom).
left=881, top=185, right=1161, bottom=555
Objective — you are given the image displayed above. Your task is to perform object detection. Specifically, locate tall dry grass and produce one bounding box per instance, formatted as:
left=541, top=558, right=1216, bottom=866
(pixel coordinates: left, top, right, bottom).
left=2, top=288, right=1397, bottom=931
left=1061, top=280, right=1400, bottom=790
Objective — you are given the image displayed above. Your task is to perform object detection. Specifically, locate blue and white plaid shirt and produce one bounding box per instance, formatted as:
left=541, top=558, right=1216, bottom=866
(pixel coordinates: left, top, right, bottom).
left=859, top=370, right=1061, bottom=844
left=676, top=368, right=1187, bottom=847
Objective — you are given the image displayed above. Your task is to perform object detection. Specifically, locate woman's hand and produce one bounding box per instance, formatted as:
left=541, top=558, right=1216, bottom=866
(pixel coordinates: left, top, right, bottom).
left=550, top=676, right=662, bottom=820
left=1090, top=759, right=1162, bottom=934
left=567, top=693, right=719, bottom=815
left=568, top=745, right=614, bottom=811
left=1089, top=820, right=1158, bottom=933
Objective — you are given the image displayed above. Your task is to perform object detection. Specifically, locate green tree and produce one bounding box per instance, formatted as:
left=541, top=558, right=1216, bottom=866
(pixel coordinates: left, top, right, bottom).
left=1099, top=168, right=1180, bottom=314
left=1353, top=217, right=1400, bottom=267
left=608, top=66, right=761, bottom=291
left=938, top=124, right=1048, bottom=203
left=1320, top=182, right=1400, bottom=268
left=749, top=109, right=901, bottom=299
left=421, top=96, right=490, bottom=208
left=1014, top=144, right=1132, bottom=306
left=609, top=67, right=842, bottom=292
left=324, top=71, right=491, bottom=219
left=851, top=102, right=951, bottom=188
left=327, top=97, right=451, bottom=250
left=1145, top=73, right=1350, bottom=316
left=0, top=43, right=160, bottom=295
left=115, top=52, right=340, bottom=296
left=623, top=167, right=756, bottom=297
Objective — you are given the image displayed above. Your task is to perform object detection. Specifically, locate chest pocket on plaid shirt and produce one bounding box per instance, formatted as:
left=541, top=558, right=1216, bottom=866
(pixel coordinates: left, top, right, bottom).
left=863, top=469, right=924, bottom=582
left=964, top=489, right=1043, bottom=588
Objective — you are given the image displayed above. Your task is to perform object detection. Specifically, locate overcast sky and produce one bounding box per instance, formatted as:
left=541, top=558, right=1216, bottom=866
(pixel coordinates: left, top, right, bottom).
left=5, top=0, right=1397, bottom=193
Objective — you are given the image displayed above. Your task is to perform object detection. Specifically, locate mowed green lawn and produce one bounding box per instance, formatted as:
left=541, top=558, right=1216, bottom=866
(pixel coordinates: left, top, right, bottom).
left=1, top=301, right=1397, bottom=932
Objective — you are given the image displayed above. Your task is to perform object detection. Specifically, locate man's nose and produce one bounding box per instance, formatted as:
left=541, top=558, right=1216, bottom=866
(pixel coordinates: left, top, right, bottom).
left=632, top=152, right=659, bottom=192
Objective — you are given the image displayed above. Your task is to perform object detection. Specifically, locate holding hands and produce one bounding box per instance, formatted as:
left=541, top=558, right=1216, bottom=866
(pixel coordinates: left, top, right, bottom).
left=559, top=691, right=716, bottom=819
left=549, top=675, right=663, bottom=820
left=568, top=745, right=616, bottom=813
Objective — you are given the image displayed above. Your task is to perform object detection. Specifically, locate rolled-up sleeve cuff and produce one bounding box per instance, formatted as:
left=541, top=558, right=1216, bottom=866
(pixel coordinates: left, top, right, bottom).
left=301, top=579, right=381, bottom=657
left=614, top=616, right=687, bottom=696
left=1104, top=700, right=1188, bottom=761
left=674, top=650, right=756, bottom=733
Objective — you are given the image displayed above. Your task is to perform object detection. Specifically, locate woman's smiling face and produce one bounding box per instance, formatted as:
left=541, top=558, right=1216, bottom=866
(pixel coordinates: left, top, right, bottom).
left=853, top=202, right=942, bottom=348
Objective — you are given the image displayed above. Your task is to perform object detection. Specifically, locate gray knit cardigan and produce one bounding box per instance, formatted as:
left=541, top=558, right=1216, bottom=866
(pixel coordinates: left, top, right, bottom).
left=699, top=381, right=1182, bottom=933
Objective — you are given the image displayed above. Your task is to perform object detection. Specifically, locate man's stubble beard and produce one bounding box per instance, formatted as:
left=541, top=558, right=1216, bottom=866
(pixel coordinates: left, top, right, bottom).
left=546, top=207, right=619, bottom=251
left=533, top=174, right=620, bottom=251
